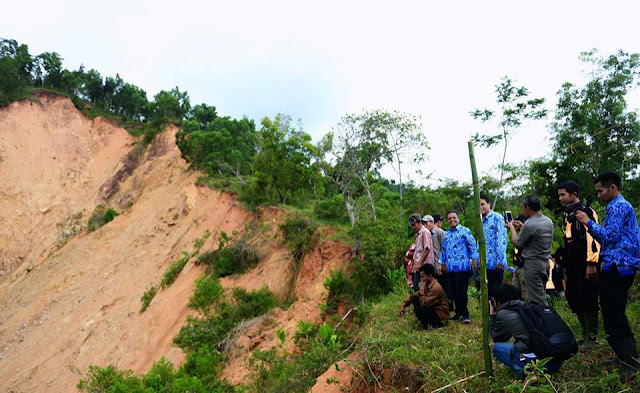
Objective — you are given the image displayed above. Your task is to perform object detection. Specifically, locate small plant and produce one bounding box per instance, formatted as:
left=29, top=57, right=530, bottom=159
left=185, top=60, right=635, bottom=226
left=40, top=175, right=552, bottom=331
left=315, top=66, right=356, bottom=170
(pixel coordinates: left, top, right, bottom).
left=276, top=329, right=286, bottom=346
left=87, top=204, right=120, bottom=232
left=294, top=320, right=316, bottom=343
left=191, top=229, right=211, bottom=257
left=385, top=267, right=406, bottom=291
left=323, top=269, right=354, bottom=314
left=160, top=252, right=190, bottom=289
left=279, top=214, right=318, bottom=261
left=188, top=275, right=224, bottom=316
left=140, top=285, right=158, bottom=313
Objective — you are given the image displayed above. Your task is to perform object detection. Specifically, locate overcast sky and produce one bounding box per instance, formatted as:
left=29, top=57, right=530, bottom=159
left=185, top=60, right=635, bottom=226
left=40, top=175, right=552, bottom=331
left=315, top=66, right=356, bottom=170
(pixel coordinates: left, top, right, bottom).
left=3, top=0, right=640, bottom=186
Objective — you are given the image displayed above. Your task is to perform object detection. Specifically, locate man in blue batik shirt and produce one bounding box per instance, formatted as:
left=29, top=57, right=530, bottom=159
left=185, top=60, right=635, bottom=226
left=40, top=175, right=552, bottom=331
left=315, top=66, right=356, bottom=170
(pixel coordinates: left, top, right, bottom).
left=479, top=195, right=508, bottom=300
left=577, top=172, right=640, bottom=383
left=437, top=210, right=478, bottom=323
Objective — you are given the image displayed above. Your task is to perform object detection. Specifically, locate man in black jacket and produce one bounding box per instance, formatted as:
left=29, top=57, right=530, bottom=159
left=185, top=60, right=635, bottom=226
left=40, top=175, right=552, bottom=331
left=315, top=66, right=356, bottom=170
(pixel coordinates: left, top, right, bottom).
left=490, top=284, right=564, bottom=379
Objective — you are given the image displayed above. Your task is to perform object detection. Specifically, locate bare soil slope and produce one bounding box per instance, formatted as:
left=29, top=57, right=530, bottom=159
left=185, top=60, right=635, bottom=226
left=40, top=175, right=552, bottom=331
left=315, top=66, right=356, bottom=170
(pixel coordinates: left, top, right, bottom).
left=0, top=95, right=250, bottom=392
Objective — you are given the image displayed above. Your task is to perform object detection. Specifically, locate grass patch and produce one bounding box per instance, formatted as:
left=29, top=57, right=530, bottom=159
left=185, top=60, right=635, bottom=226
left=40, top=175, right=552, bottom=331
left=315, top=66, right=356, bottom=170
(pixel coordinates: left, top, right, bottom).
left=140, top=285, right=158, bottom=313
left=87, top=204, right=120, bottom=232
left=353, top=280, right=639, bottom=392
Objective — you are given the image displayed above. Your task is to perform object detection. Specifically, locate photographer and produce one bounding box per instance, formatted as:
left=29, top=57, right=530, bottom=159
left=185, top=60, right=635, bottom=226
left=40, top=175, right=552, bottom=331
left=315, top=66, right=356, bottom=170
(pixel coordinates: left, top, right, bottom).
left=576, top=172, right=640, bottom=382
left=556, top=181, right=601, bottom=351
left=505, top=195, right=553, bottom=306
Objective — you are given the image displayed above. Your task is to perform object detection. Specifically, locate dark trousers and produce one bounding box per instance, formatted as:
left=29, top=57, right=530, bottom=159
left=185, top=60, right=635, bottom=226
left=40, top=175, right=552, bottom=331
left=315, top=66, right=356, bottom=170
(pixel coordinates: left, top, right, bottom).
left=599, top=266, right=639, bottom=369
left=449, top=271, right=471, bottom=318
left=411, top=297, right=443, bottom=329
left=437, top=272, right=454, bottom=312
left=412, top=272, right=421, bottom=292
left=486, top=269, right=505, bottom=300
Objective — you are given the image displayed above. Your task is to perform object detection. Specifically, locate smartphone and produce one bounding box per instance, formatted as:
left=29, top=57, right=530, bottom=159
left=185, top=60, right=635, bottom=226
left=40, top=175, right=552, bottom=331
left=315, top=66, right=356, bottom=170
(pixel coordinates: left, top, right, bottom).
left=504, top=211, right=513, bottom=222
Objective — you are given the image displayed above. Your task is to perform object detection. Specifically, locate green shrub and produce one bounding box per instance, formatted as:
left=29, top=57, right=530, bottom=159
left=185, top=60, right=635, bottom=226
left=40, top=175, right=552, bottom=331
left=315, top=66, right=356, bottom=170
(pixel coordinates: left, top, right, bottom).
left=313, top=194, right=348, bottom=222
left=279, top=215, right=318, bottom=261
left=140, top=285, right=158, bottom=313
left=87, top=204, right=120, bottom=232
left=77, top=365, right=143, bottom=392
left=323, top=270, right=354, bottom=314
left=160, top=252, right=191, bottom=289
left=197, top=243, right=258, bottom=278
left=188, top=275, right=224, bottom=316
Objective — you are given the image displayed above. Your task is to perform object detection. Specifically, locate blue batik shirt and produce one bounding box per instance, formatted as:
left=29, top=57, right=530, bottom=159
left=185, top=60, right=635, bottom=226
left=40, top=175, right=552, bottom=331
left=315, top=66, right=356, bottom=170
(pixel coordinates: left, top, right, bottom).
left=438, top=225, right=479, bottom=273
left=586, top=194, right=640, bottom=276
left=482, top=210, right=508, bottom=270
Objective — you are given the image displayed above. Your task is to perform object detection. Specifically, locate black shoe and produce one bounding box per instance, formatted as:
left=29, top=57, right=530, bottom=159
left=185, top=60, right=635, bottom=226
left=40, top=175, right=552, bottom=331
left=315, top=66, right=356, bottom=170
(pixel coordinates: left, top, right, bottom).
left=620, top=366, right=639, bottom=383
left=602, top=357, right=619, bottom=366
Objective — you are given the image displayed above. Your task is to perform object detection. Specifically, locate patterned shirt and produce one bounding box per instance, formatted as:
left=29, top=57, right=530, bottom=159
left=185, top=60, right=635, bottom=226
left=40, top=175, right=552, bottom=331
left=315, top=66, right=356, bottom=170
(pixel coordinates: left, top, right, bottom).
left=586, top=194, right=640, bottom=276
left=482, top=210, right=508, bottom=270
left=413, top=225, right=434, bottom=271
left=438, top=225, right=478, bottom=273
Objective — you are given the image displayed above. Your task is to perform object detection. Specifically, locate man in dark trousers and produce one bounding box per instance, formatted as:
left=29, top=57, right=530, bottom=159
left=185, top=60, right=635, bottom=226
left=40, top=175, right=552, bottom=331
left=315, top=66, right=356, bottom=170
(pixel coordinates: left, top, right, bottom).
left=399, top=264, right=450, bottom=329
left=556, top=181, right=601, bottom=351
left=577, top=172, right=640, bottom=382
left=408, top=214, right=434, bottom=292
left=506, top=195, right=554, bottom=306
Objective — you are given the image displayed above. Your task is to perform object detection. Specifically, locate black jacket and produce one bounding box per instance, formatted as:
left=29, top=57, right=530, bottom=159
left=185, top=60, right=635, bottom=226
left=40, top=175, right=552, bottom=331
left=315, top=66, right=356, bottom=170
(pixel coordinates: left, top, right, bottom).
left=490, top=299, right=531, bottom=353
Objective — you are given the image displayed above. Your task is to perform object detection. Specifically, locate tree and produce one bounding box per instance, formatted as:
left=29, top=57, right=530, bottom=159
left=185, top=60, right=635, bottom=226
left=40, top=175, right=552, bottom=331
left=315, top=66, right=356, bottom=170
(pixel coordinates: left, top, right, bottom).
left=149, top=87, right=191, bottom=121
left=35, top=52, right=64, bottom=89
left=471, top=76, right=547, bottom=209
left=551, top=49, right=640, bottom=204
left=253, top=115, right=316, bottom=204
left=0, top=39, right=33, bottom=105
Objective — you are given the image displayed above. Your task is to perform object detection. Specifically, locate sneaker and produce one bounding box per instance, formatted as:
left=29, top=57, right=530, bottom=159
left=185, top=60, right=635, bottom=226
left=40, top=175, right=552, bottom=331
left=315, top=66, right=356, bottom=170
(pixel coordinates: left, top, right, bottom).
left=462, top=317, right=471, bottom=324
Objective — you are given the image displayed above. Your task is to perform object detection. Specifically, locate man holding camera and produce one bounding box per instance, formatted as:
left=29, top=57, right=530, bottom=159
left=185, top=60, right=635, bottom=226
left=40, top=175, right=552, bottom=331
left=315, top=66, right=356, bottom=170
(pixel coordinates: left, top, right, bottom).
left=556, top=181, right=601, bottom=351
left=506, top=195, right=554, bottom=306
left=576, top=172, right=640, bottom=382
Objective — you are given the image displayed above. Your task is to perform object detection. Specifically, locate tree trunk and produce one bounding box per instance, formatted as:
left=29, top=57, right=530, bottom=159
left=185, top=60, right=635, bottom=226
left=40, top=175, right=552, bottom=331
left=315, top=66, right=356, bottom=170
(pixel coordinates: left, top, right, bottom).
left=344, top=193, right=356, bottom=227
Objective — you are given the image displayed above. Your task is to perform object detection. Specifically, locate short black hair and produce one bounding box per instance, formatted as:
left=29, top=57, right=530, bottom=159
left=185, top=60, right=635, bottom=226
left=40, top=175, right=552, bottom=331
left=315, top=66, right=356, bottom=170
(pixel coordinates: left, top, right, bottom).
left=523, top=195, right=541, bottom=211
left=594, top=172, right=622, bottom=190
left=493, top=284, right=522, bottom=303
left=432, top=214, right=442, bottom=223
left=557, top=181, right=580, bottom=197
left=480, top=194, right=491, bottom=204
left=419, top=263, right=436, bottom=276
left=408, top=213, right=421, bottom=225
left=446, top=210, right=459, bottom=219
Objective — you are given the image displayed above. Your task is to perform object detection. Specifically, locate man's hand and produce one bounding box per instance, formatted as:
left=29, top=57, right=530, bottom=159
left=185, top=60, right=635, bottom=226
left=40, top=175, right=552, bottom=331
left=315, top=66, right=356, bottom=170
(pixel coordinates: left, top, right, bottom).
left=399, top=306, right=406, bottom=317
left=504, top=221, right=513, bottom=230
left=418, top=280, right=426, bottom=291
left=576, top=211, right=590, bottom=225
left=438, top=264, right=447, bottom=275
left=512, top=220, right=524, bottom=229
left=489, top=299, right=497, bottom=316
left=586, top=265, right=598, bottom=283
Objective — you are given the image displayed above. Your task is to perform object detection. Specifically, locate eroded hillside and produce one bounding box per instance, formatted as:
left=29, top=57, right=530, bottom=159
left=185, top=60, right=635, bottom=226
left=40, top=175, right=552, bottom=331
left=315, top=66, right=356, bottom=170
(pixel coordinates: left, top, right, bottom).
left=0, top=95, right=351, bottom=393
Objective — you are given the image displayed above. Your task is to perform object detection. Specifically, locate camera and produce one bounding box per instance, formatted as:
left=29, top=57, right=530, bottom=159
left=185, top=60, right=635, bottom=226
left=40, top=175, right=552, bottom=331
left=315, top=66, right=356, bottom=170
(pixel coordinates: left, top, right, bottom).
left=554, top=195, right=594, bottom=224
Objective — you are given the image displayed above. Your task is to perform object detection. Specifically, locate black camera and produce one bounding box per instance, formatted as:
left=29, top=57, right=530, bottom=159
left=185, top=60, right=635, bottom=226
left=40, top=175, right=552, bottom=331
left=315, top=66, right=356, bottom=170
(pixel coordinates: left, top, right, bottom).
left=554, top=195, right=594, bottom=224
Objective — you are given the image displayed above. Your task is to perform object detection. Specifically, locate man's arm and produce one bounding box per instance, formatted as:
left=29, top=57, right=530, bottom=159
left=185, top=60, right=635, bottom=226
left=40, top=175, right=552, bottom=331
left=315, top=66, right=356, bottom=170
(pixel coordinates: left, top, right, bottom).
left=578, top=204, right=625, bottom=245
left=489, top=312, right=512, bottom=342
left=464, top=228, right=479, bottom=263
left=417, top=230, right=430, bottom=266
left=496, top=214, right=508, bottom=269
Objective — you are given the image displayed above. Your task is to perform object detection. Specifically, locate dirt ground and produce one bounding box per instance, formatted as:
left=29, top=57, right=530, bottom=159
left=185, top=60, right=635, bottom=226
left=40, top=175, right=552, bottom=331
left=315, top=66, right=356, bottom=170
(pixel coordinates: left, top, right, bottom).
left=0, top=95, right=354, bottom=392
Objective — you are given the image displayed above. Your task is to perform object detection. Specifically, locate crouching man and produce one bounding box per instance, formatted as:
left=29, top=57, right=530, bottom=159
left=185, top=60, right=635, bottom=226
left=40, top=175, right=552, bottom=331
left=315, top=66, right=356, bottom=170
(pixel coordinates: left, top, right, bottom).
left=490, top=284, right=566, bottom=380
left=399, top=264, right=449, bottom=329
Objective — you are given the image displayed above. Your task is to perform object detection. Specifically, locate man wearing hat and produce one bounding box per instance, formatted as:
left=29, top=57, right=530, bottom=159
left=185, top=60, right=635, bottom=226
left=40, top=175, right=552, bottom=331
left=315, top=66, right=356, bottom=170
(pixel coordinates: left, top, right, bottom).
left=409, top=214, right=435, bottom=292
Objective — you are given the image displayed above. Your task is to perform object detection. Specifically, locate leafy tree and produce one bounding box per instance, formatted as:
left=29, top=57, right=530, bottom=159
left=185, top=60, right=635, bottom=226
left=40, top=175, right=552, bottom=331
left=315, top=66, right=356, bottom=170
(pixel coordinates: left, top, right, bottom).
left=471, top=76, right=547, bottom=209
left=0, top=39, right=33, bottom=105
left=254, top=114, right=316, bottom=204
left=34, top=52, right=64, bottom=89
left=149, top=86, right=191, bottom=121
left=551, top=49, right=640, bottom=204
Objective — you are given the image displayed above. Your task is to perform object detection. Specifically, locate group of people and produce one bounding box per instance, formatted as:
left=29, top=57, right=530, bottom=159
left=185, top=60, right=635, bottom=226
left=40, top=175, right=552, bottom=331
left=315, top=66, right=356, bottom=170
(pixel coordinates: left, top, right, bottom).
left=399, top=172, right=640, bottom=383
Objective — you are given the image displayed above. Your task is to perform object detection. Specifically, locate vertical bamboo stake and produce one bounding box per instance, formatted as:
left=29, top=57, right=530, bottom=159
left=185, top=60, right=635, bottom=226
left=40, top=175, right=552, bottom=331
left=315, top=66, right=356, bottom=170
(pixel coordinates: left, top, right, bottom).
left=468, top=141, right=493, bottom=377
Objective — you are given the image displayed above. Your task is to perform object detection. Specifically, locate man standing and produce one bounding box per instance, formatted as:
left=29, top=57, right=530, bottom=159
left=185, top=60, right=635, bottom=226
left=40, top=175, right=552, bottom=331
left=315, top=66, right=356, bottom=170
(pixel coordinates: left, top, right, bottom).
left=433, top=214, right=444, bottom=229
left=479, top=195, right=508, bottom=300
left=438, top=210, right=478, bottom=323
left=399, top=264, right=450, bottom=329
left=557, top=181, right=601, bottom=351
left=577, top=172, right=640, bottom=382
left=409, top=214, right=434, bottom=292
left=506, top=195, right=553, bottom=306
left=424, top=214, right=451, bottom=305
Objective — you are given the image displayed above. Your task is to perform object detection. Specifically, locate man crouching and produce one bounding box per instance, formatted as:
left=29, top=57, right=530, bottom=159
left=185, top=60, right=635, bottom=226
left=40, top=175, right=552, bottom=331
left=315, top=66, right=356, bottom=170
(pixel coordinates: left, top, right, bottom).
left=399, top=264, right=450, bottom=329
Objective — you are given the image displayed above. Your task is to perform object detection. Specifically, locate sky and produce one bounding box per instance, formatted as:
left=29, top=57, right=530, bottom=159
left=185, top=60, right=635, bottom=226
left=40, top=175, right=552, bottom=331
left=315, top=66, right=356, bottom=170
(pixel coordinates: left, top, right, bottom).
left=3, top=0, right=640, bottom=186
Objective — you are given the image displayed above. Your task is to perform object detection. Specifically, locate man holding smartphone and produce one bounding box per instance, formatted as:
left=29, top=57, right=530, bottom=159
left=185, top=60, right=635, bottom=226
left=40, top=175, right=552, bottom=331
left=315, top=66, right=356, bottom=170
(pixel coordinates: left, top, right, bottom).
left=506, top=195, right=554, bottom=306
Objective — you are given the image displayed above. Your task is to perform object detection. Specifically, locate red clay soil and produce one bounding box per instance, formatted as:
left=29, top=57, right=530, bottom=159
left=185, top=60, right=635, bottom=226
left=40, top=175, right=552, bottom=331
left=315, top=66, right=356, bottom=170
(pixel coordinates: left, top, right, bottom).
left=0, top=96, right=250, bottom=392
left=0, top=95, right=355, bottom=392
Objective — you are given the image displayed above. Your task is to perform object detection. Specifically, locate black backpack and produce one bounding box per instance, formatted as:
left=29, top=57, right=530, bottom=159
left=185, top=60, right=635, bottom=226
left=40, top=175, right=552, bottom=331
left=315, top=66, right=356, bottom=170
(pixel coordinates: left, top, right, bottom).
left=517, top=302, right=578, bottom=361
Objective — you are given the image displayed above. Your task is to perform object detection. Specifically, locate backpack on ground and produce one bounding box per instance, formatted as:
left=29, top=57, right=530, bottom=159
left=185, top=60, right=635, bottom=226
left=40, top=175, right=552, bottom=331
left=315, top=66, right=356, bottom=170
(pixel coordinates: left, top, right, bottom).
left=517, top=302, right=578, bottom=361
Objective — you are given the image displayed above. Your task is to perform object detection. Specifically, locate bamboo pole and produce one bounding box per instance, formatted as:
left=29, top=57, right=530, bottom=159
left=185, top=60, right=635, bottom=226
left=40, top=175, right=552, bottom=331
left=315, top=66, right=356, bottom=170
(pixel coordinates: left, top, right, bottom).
left=468, top=141, right=493, bottom=377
